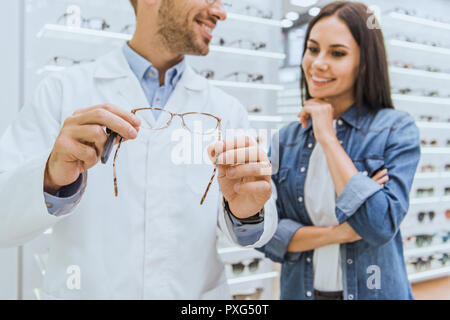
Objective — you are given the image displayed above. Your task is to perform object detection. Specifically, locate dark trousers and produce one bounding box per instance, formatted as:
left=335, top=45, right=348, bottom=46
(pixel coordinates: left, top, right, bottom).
left=314, top=290, right=344, bottom=300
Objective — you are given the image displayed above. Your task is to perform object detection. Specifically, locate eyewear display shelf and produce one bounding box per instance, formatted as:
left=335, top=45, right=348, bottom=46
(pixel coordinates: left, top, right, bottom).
left=27, top=0, right=285, bottom=300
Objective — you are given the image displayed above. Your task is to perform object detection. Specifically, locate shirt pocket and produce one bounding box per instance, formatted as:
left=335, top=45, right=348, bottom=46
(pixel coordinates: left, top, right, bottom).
left=353, top=157, right=385, bottom=178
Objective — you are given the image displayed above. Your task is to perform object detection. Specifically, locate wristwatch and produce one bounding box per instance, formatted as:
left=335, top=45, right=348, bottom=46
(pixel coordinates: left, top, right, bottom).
left=223, top=198, right=265, bottom=224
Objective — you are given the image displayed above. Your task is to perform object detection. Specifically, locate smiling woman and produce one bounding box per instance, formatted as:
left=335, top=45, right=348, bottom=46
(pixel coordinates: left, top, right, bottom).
left=258, top=1, right=421, bottom=300
left=301, top=1, right=393, bottom=114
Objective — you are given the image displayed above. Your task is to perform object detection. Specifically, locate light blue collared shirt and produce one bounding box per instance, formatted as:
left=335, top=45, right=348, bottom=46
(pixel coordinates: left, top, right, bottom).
left=122, top=43, right=185, bottom=118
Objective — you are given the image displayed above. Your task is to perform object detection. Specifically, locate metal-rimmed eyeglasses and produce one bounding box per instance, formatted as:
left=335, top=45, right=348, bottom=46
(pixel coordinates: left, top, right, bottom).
left=112, top=107, right=222, bottom=205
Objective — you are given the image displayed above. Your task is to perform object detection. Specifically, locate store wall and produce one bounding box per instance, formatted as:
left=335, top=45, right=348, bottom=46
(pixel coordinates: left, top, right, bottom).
left=0, top=0, right=22, bottom=300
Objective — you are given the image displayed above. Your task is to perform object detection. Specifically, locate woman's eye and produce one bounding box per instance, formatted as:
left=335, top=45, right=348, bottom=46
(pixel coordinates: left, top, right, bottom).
left=307, top=47, right=319, bottom=54
left=332, top=51, right=346, bottom=57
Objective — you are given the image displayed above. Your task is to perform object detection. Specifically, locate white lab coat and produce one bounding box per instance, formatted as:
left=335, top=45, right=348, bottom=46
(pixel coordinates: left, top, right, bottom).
left=0, top=48, right=278, bottom=299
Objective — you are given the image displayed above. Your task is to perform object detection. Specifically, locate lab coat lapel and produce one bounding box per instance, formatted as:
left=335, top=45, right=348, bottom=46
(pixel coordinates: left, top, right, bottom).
left=93, top=48, right=156, bottom=128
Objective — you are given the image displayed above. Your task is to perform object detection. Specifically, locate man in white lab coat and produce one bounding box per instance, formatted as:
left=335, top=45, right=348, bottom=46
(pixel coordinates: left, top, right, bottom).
left=0, top=0, right=277, bottom=299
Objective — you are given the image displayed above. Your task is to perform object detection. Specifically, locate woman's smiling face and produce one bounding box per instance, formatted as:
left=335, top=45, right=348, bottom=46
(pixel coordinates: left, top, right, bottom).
left=302, top=15, right=361, bottom=103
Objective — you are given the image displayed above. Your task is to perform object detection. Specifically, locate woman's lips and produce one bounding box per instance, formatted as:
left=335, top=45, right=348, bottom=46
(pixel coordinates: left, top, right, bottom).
left=310, top=75, right=336, bottom=87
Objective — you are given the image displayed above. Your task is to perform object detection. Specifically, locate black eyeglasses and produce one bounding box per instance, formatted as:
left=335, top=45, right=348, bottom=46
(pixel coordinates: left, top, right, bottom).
left=244, top=5, right=273, bottom=19
left=222, top=72, right=265, bottom=83
left=416, top=188, right=435, bottom=197
left=48, top=56, right=95, bottom=67
left=229, top=258, right=261, bottom=275
left=417, top=211, right=435, bottom=223
left=213, top=37, right=267, bottom=51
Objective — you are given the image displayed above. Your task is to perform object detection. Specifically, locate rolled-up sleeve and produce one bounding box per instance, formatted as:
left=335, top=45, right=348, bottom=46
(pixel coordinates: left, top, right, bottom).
left=258, top=218, right=304, bottom=263
left=340, top=116, right=421, bottom=247
left=335, top=172, right=382, bottom=223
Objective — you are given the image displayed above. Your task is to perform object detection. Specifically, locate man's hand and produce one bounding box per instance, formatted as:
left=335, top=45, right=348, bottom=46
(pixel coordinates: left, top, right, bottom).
left=44, top=104, right=141, bottom=195
left=207, top=136, right=272, bottom=219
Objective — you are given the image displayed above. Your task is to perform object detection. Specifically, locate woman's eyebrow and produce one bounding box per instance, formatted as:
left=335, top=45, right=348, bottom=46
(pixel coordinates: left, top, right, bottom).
left=308, top=38, right=349, bottom=49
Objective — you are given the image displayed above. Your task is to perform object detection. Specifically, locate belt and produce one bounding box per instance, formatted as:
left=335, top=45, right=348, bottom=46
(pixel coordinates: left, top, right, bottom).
left=314, top=290, right=344, bottom=300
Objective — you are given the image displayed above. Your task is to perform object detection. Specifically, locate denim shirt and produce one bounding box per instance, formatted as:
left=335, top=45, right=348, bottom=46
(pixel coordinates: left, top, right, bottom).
left=258, top=102, right=421, bottom=300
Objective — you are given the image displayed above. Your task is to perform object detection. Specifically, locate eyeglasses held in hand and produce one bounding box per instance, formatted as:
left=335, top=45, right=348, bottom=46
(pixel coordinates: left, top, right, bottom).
left=104, top=107, right=222, bottom=205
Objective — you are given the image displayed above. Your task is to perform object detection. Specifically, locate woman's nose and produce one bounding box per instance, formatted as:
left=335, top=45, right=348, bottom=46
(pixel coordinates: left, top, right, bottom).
left=312, top=58, right=329, bottom=71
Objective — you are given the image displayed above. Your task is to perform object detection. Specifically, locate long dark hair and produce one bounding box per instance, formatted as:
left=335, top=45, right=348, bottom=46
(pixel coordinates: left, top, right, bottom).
left=300, top=1, right=394, bottom=111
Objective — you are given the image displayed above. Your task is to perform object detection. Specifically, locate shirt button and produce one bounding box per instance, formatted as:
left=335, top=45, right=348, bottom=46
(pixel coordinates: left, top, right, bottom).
left=306, top=257, right=311, bottom=263
left=298, top=196, right=303, bottom=203
left=149, top=70, right=156, bottom=77
left=348, top=294, right=354, bottom=300
left=306, top=291, right=312, bottom=297
left=300, top=167, right=306, bottom=173
left=362, top=171, right=368, bottom=176
left=338, top=119, right=343, bottom=126
left=347, top=259, right=353, bottom=264
left=308, top=143, right=313, bottom=148
left=46, top=202, right=53, bottom=209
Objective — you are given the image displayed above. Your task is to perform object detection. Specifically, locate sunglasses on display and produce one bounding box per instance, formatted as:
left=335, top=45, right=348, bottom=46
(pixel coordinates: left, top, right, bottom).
left=420, top=139, right=438, bottom=147
left=390, top=61, right=445, bottom=73
left=445, top=164, right=450, bottom=171
left=408, top=256, right=433, bottom=272
left=57, top=13, right=110, bottom=30
left=405, top=234, right=437, bottom=248
left=232, top=288, right=263, bottom=300
left=213, top=37, right=267, bottom=51
left=416, top=115, right=441, bottom=123
left=247, top=106, right=262, bottom=113
left=102, top=107, right=222, bottom=205
left=391, top=34, right=446, bottom=48
left=416, top=188, right=435, bottom=197
left=222, top=72, right=265, bottom=83
left=244, top=5, right=273, bottom=19
left=445, top=187, right=450, bottom=196
left=48, top=56, right=95, bottom=67
left=446, top=210, right=450, bottom=219
left=120, top=23, right=135, bottom=35
left=229, top=258, right=261, bottom=275
left=442, top=232, right=450, bottom=243
left=420, top=164, right=436, bottom=172
left=392, top=7, right=450, bottom=23
left=417, top=211, right=435, bottom=223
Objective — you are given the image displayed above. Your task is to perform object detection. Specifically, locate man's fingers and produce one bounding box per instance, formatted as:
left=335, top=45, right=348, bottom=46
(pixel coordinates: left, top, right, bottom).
left=233, top=180, right=272, bottom=195
left=72, top=108, right=139, bottom=140
left=210, top=136, right=257, bottom=159
left=73, top=104, right=141, bottom=127
left=225, top=162, right=272, bottom=179
left=69, top=139, right=100, bottom=169
left=69, top=125, right=108, bottom=156
left=216, top=146, right=266, bottom=165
